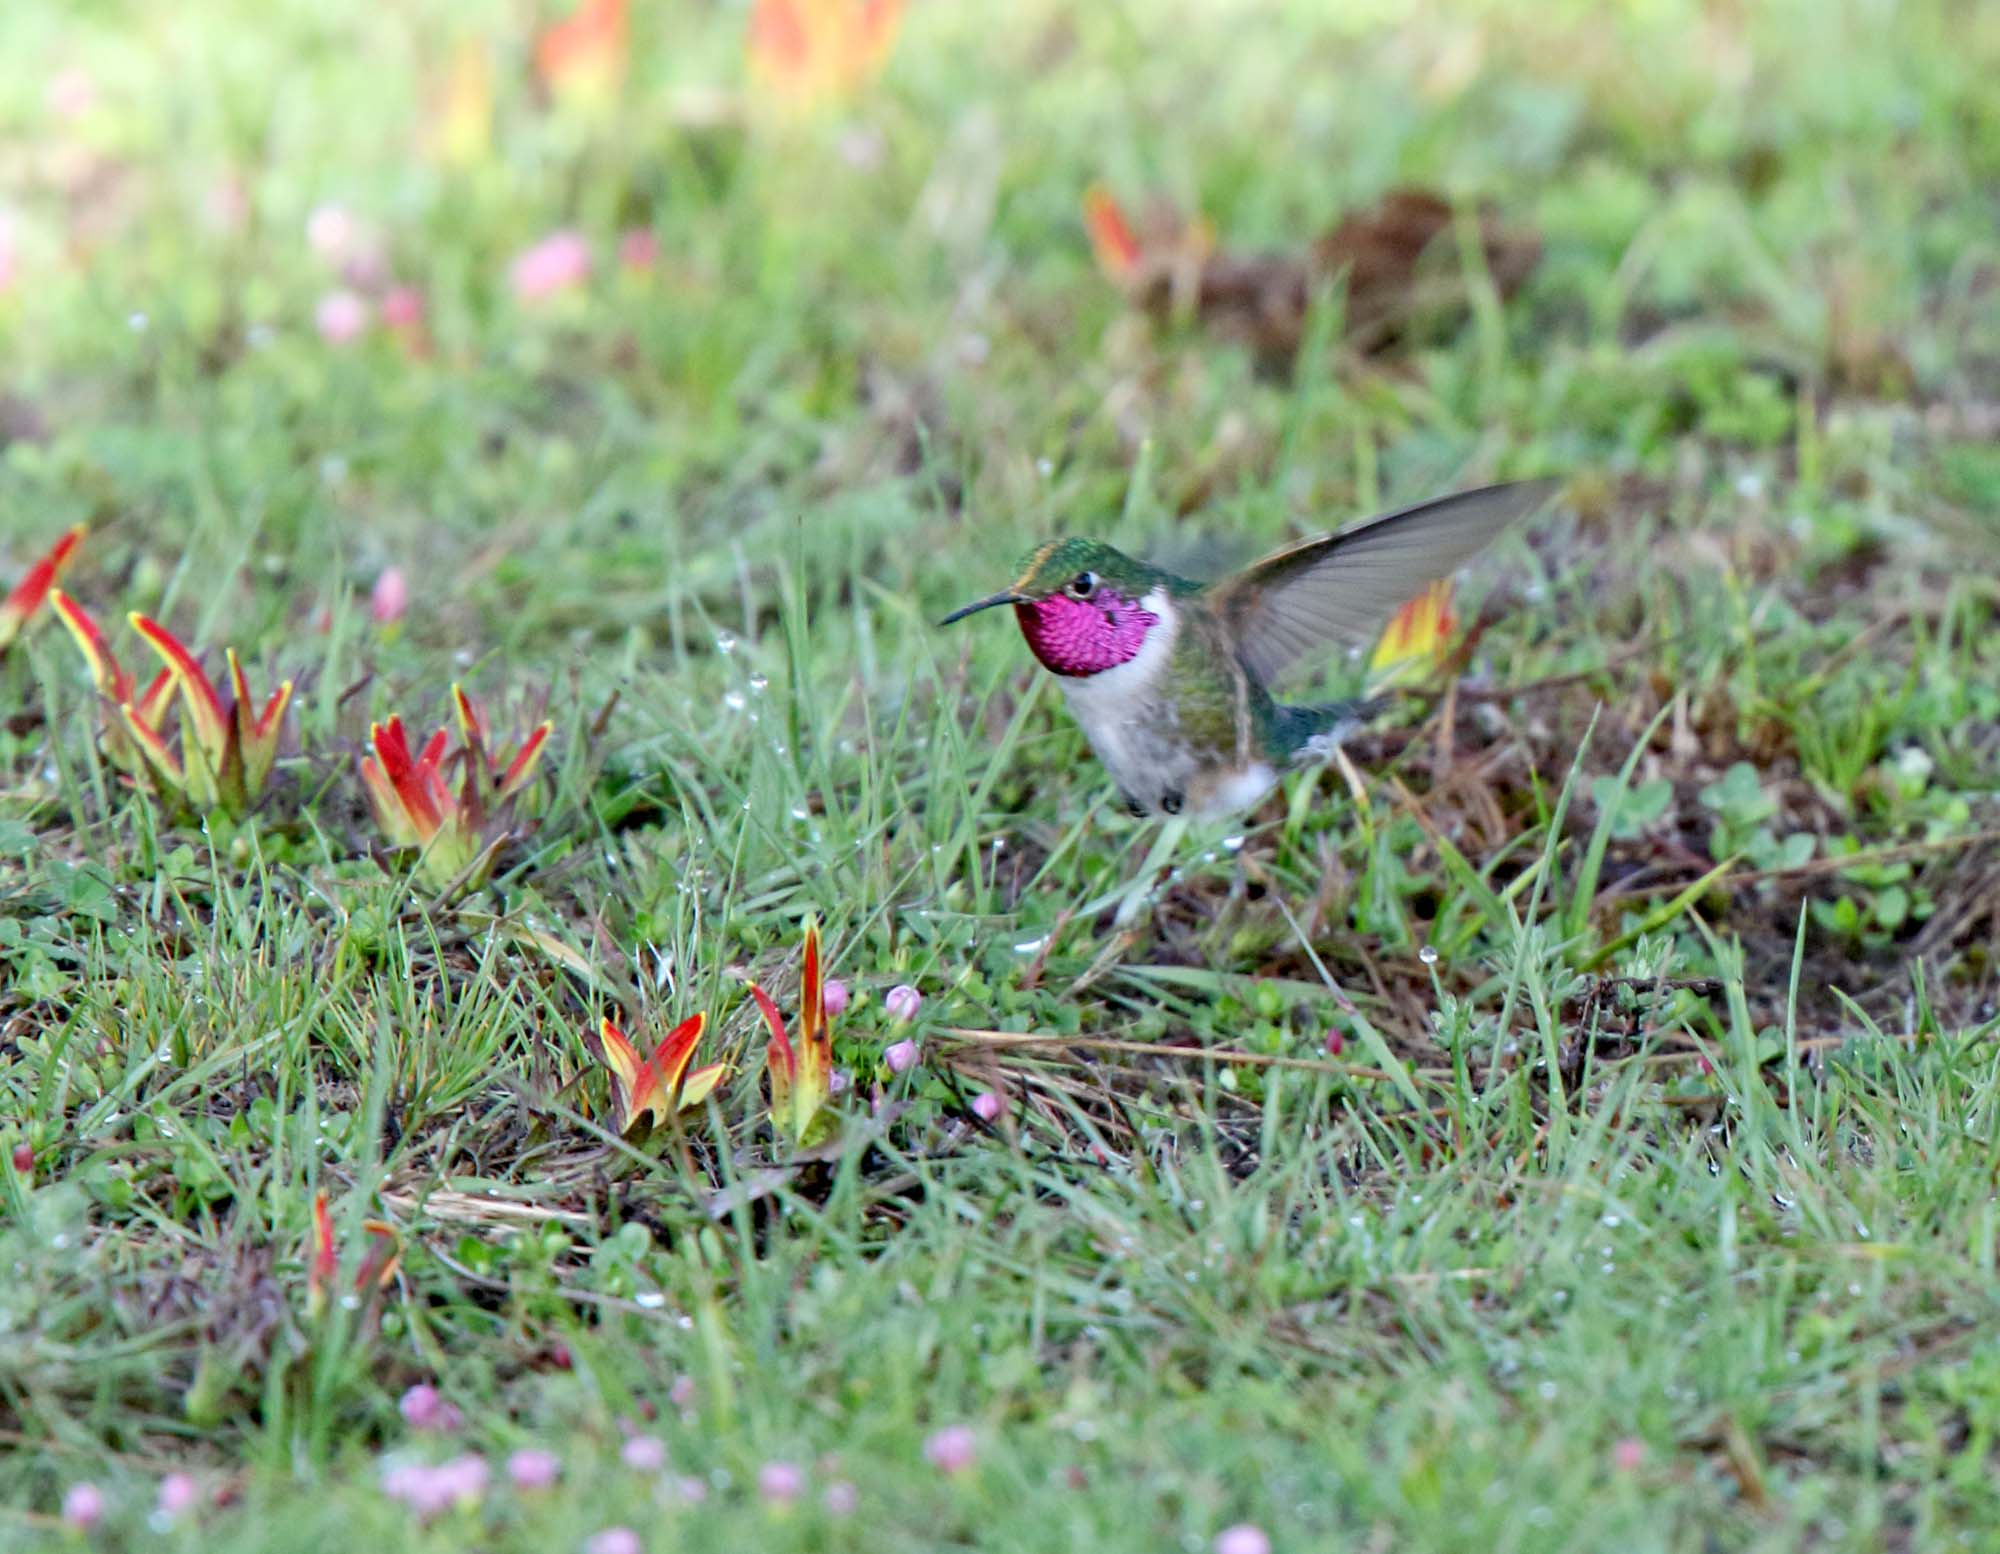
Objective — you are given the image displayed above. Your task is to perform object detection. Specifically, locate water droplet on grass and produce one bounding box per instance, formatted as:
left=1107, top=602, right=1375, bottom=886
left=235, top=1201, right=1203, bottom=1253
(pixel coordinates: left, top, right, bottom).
left=722, top=691, right=746, bottom=713
left=715, top=631, right=738, bottom=655
left=634, top=1291, right=666, bottom=1309
left=748, top=673, right=768, bottom=693
left=1221, top=835, right=1244, bottom=853
left=1419, top=946, right=1439, bottom=965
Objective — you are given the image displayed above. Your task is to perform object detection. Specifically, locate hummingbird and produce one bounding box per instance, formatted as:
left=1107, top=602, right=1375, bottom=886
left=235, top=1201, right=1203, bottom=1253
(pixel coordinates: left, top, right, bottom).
left=941, top=480, right=1556, bottom=820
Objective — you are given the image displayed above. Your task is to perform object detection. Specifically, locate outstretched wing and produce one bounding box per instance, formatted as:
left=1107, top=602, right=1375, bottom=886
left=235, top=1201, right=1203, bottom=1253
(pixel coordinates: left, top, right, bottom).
left=1210, top=480, right=1557, bottom=685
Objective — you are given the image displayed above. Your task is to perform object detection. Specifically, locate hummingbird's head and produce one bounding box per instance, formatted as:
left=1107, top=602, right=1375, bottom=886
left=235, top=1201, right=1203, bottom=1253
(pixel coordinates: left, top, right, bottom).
left=940, top=539, right=1167, bottom=678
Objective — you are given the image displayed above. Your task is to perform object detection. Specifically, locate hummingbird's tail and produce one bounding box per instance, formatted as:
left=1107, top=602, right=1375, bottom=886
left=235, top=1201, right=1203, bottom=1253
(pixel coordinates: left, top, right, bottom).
left=1272, top=696, right=1386, bottom=767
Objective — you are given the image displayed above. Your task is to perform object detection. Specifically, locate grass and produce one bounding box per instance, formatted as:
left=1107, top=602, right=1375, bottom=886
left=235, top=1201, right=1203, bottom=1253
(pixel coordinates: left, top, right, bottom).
left=2, top=0, right=1999, bottom=1548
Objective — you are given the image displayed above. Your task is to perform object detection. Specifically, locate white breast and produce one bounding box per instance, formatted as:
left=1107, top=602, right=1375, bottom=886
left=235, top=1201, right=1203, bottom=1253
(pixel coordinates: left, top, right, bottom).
left=1054, top=587, right=1189, bottom=800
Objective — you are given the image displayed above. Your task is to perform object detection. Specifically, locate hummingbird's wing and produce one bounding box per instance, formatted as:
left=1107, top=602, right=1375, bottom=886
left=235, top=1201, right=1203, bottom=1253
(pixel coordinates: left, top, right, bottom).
left=1210, top=479, right=1558, bottom=685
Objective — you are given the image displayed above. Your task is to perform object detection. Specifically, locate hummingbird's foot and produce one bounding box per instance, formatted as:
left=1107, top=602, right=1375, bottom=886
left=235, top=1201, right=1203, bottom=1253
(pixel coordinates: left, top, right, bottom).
left=1159, top=790, right=1184, bottom=816
left=1120, top=790, right=1147, bottom=819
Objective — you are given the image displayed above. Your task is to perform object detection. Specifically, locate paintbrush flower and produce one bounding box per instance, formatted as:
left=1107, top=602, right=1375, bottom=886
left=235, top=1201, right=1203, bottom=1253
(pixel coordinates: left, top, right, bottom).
left=590, top=1013, right=729, bottom=1133
left=747, top=920, right=837, bottom=1146
left=1369, top=578, right=1459, bottom=684
left=126, top=613, right=294, bottom=811
left=747, top=0, right=904, bottom=110
left=359, top=687, right=550, bottom=892
left=535, top=0, right=628, bottom=107
left=307, top=1190, right=402, bottom=1321
left=0, top=525, right=82, bottom=656
left=50, top=594, right=290, bottom=812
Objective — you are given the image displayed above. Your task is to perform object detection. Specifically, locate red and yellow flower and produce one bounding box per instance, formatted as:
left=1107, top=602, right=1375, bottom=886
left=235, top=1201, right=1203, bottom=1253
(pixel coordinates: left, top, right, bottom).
left=590, top=1013, right=729, bottom=1132
left=0, top=526, right=84, bottom=655
left=359, top=686, right=551, bottom=891
left=746, top=919, right=837, bottom=1146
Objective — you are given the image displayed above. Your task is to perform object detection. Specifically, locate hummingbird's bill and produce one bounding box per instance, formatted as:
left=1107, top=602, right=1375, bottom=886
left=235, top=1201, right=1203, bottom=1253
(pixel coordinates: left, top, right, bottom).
left=938, top=590, right=1025, bottom=626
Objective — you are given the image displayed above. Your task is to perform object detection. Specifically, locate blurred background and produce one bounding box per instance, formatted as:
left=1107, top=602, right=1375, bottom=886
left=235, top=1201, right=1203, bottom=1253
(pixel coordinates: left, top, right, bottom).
left=1, top=0, right=1992, bottom=626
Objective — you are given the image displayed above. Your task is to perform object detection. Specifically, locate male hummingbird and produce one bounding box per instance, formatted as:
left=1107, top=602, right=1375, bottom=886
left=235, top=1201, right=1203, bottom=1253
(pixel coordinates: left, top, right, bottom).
left=941, top=480, right=1556, bottom=820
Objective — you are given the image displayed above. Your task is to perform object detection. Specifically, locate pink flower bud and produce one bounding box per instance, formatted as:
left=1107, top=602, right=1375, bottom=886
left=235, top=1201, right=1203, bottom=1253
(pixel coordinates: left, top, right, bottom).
left=398, top=1383, right=458, bottom=1432
left=884, top=983, right=922, bottom=1022
left=668, top=1374, right=696, bottom=1410
left=10, top=1141, right=31, bottom=1175
left=758, top=1460, right=804, bottom=1505
left=45, top=70, right=98, bottom=121
left=506, top=1449, right=560, bottom=1491
left=821, top=979, right=849, bottom=1017
left=621, top=1435, right=667, bottom=1473
left=306, top=203, right=356, bottom=261
left=970, top=1091, right=1002, bottom=1123
left=157, top=1473, right=199, bottom=1519
left=510, top=229, right=591, bottom=301
left=586, top=1528, right=641, bottom=1554
left=432, top=1455, right=488, bottom=1505
left=822, top=1481, right=858, bottom=1515
left=1215, top=1526, right=1272, bottom=1554
left=923, top=1425, right=977, bottom=1475
left=202, top=176, right=248, bottom=235
left=1324, top=1029, right=1344, bottom=1058
left=884, top=1038, right=920, bottom=1075
left=618, top=228, right=660, bottom=272
left=370, top=566, right=408, bottom=625
left=314, top=289, right=369, bottom=346
left=380, top=286, right=425, bottom=333
left=1612, top=1437, right=1645, bottom=1471
left=61, top=1483, right=104, bottom=1531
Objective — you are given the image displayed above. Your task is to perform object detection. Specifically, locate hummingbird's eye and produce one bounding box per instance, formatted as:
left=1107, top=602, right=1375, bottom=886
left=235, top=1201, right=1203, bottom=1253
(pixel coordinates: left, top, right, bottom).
left=1067, top=571, right=1098, bottom=600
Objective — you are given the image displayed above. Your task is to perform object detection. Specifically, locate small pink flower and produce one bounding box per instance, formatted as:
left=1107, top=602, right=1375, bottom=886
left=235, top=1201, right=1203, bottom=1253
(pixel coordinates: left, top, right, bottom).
left=382, top=1462, right=447, bottom=1517
left=507, top=1449, right=560, bottom=1491
left=1324, top=1029, right=1345, bottom=1058
left=157, top=1473, right=199, bottom=1519
left=884, top=984, right=922, bottom=1022
left=617, top=229, right=660, bottom=272
left=10, top=1141, right=31, bottom=1175
left=433, top=1455, right=489, bottom=1505
left=668, top=1375, right=696, bottom=1410
left=0, top=214, right=18, bottom=296
left=884, top=1038, right=920, bottom=1075
left=306, top=203, right=356, bottom=261
left=923, top=1425, right=977, bottom=1475
left=758, top=1460, right=804, bottom=1505
left=399, top=1383, right=460, bottom=1432
left=370, top=566, right=409, bottom=625
left=510, top=229, right=591, bottom=301
left=621, top=1435, right=667, bottom=1473
left=1215, top=1526, right=1272, bottom=1554
left=202, top=177, right=248, bottom=235
left=339, top=239, right=390, bottom=292
left=674, top=1475, right=708, bottom=1504
left=970, top=1091, right=1002, bottom=1123
left=821, top=979, right=849, bottom=1018
left=45, top=69, right=98, bottom=120
left=1612, top=1437, right=1645, bottom=1472
left=61, top=1483, right=104, bottom=1531
left=380, top=286, right=425, bottom=333
left=586, top=1528, right=642, bottom=1554
left=822, top=1480, right=858, bottom=1515
left=315, top=290, right=370, bottom=346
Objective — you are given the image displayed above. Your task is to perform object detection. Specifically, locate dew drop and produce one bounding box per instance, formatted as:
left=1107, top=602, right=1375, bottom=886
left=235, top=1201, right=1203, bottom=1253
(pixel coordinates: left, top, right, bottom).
left=1419, top=945, right=1439, bottom=965
left=748, top=673, right=769, bottom=693
left=1036, top=457, right=1054, bottom=477
left=128, top=311, right=149, bottom=331
left=1221, top=835, right=1245, bottom=854
left=634, top=1290, right=666, bottom=1309
left=722, top=690, right=747, bottom=713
